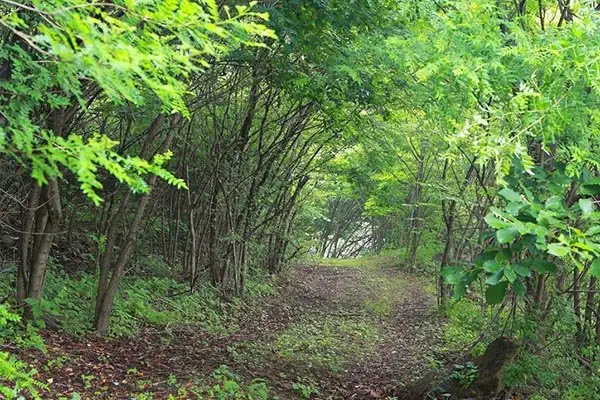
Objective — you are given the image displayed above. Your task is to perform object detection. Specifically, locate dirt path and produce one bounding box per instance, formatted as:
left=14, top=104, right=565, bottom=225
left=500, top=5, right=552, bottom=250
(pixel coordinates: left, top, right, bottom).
left=23, top=261, right=441, bottom=399
left=231, top=262, right=441, bottom=399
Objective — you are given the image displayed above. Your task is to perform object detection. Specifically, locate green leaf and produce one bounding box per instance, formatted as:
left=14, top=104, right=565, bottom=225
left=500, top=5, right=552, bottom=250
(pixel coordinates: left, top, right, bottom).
left=591, top=259, right=600, bottom=278
left=513, top=263, right=531, bottom=277
left=586, top=226, right=600, bottom=236
left=504, top=267, right=517, bottom=283
left=475, top=250, right=498, bottom=267
left=512, top=279, right=525, bottom=297
left=485, top=214, right=511, bottom=229
left=453, top=281, right=467, bottom=300
left=483, top=259, right=503, bottom=273
left=545, top=196, right=565, bottom=212
left=506, top=202, right=523, bottom=216
left=495, top=248, right=512, bottom=263
left=580, top=184, right=600, bottom=196
left=498, top=188, right=522, bottom=203
left=531, top=260, right=558, bottom=274
left=485, top=281, right=508, bottom=305
left=496, top=227, right=519, bottom=244
left=441, top=267, right=463, bottom=285
left=485, top=270, right=504, bottom=285
left=547, top=243, right=570, bottom=257
left=579, top=198, right=595, bottom=215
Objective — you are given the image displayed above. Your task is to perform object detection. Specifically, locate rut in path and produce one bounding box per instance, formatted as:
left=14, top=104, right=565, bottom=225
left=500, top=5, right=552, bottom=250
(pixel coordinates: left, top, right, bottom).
left=20, top=261, right=441, bottom=399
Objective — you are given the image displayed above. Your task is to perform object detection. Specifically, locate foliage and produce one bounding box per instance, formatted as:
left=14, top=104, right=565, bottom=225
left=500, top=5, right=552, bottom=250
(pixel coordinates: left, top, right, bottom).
left=505, top=349, right=600, bottom=400
left=2, top=0, right=600, bottom=397
left=193, top=365, right=270, bottom=400
left=291, top=378, right=320, bottom=399
left=32, top=268, right=274, bottom=337
left=439, top=299, right=494, bottom=357
left=443, top=162, right=600, bottom=304
left=450, top=361, right=478, bottom=388
left=271, top=316, right=379, bottom=372
left=0, top=0, right=274, bottom=203
left=229, top=316, right=380, bottom=373
left=0, top=304, right=44, bottom=399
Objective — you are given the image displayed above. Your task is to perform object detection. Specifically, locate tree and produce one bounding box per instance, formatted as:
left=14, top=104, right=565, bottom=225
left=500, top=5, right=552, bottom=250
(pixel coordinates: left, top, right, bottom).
left=1, top=0, right=273, bottom=330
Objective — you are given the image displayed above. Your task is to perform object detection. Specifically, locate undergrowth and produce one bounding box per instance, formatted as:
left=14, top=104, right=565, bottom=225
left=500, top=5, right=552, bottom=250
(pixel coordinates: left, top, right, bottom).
left=191, top=365, right=271, bottom=400
left=441, top=297, right=600, bottom=399
left=0, top=303, right=45, bottom=399
left=231, top=316, right=380, bottom=373
left=1, top=266, right=276, bottom=338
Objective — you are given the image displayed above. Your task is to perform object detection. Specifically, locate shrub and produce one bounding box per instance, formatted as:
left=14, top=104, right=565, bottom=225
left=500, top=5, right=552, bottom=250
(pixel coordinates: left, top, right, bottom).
left=0, top=304, right=44, bottom=399
left=35, top=267, right=275, bottom=337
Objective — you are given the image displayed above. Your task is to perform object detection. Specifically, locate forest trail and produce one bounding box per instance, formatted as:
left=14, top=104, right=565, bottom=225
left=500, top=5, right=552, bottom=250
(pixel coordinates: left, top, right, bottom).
left=24, top=259, right=441, bottom=399
left=236, top=260, right=441, bottom=399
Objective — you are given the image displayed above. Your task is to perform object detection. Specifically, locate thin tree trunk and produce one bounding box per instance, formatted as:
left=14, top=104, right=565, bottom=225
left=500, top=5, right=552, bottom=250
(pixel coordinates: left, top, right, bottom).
left=26, top=178, right=62, bottom=301
left=17, top=182, right=41, bottom=301
left=94, top=113, right=179, bottom=334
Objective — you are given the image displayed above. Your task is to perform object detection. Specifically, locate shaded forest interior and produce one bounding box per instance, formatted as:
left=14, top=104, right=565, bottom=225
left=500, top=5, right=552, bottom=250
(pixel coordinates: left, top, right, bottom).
left=2, top=0, right=600, bottom=399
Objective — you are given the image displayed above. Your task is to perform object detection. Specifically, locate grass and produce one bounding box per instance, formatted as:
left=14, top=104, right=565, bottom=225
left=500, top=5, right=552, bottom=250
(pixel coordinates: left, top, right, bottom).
left=5, top=267, right=277, bottom=337
left=314, top=254, right=400, bottom=270
left=310, top=254, right=413, bottom=318
left=231, top=315, right=380, bottom=374
left=230, top=255, right=419, bottom=378
left=274, top=316, right=380, bottom=372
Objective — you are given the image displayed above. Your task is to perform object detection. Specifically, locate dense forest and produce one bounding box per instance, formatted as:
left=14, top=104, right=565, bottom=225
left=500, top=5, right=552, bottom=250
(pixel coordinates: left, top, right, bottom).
left=2, top=0, right=600, bottom=399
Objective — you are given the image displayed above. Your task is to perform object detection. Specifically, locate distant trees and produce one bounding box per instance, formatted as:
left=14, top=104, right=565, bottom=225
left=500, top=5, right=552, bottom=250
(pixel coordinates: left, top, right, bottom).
left=326, top=0, right=600, bottom=349
left=302, top=0, right=600, bottom=353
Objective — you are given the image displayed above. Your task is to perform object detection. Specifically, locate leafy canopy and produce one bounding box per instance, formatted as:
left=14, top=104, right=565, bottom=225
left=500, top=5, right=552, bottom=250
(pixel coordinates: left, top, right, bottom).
left=0, top=0, right=275, bottom=203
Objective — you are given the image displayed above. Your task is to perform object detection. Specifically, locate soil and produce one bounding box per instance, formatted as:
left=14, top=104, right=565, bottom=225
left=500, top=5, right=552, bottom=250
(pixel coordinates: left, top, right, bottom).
left=14, top=262, right=442, bottom=399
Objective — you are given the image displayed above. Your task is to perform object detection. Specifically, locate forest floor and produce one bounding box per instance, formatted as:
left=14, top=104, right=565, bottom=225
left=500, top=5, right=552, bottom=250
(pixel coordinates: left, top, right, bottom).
left=21, top=258, right=442, bottom=399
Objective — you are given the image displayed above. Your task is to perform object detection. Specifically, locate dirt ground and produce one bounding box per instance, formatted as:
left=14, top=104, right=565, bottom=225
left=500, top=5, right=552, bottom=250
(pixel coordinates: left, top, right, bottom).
left=18, top=261, right=442, bottom=399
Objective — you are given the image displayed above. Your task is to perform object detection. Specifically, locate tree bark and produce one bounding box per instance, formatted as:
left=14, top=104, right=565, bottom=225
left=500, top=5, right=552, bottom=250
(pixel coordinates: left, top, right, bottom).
left=93, top=113, right=179, bottom=334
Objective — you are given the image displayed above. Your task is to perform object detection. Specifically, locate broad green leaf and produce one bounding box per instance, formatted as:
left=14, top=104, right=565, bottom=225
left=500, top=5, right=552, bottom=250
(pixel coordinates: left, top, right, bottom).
left=513, top=264, right=531, bottom=277
left=441, top=267, right=463, bottom=285
left=512, top=279, right=525, bottom=297
left=496, top=227, right=519, bottom=244
left=485, top=270, right=504, bottom=285
left=579, top=198, right=595, bottom=215
left=580, top=184, right=600, bottom=196
left=504, top=267, right=517, bottom=283
left=484, top=214, right=511, bottom=229
left=591, top=259, right=600, bottom=278
left=498, top=188, right=522, bottom=203
left=586, top=226, right=600, bottom=236
left=545, top=196, right=565, bottom=212
left=495, top=248, right=512, bottom=263
left=453, top=281, right=467, bottom=300
left=485, top=281, right=508, bottom=305
left=531, top=260, right=558, bottom=274
left=547, top=243, right=570, bottom=257
left=483, top=259, right=503, bottom=273
left=506, top=202, right=523, bottom=216
left=475, top=250, right=498, bottom=267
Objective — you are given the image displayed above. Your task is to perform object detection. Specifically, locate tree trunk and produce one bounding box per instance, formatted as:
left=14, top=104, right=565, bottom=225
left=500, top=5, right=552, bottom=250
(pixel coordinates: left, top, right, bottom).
left=26, top=179, right=62, bottom=300
left=93, top=113, right=179, bottom=334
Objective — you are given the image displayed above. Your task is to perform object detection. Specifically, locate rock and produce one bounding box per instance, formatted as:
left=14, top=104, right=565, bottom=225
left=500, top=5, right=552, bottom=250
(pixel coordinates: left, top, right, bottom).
left=464, top=336, right=517, bottom=398
left=396, top=336, right=517, bottom=399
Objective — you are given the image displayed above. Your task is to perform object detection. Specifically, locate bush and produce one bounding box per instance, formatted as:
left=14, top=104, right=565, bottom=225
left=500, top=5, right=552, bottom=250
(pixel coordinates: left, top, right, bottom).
left=192, top=365, right=270, bottom=400
left=35, top=267, right=275, bottom=337
left=0, top=303, right=44, bottom=399
left=440, top=299, right=499, bottom=356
